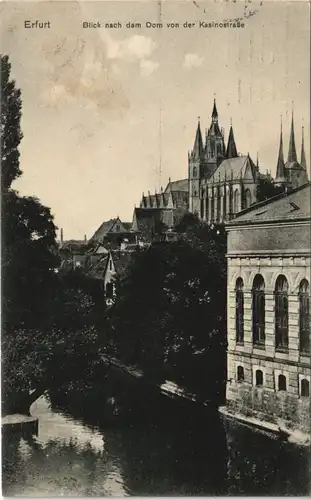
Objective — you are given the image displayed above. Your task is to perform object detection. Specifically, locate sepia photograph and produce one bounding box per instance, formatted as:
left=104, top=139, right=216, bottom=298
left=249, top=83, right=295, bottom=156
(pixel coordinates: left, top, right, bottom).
left=1, top=0, right=310, bottom=496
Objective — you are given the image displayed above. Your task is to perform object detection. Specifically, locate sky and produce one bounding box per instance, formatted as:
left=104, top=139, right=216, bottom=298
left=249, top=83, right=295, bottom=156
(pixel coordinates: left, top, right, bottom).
left=1, top=0, right=310, bottom=239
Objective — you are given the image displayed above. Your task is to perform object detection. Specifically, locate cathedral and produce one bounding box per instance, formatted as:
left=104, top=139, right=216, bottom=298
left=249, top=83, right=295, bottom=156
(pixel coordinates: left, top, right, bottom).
left=134, top=100, right=308, bottom=234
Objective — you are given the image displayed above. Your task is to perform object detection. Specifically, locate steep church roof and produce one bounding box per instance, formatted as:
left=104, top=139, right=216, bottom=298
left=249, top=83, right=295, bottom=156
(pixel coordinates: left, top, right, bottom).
left=209, top=155, right=256, bottom=183
left=164, top=178, right=188, bottom=192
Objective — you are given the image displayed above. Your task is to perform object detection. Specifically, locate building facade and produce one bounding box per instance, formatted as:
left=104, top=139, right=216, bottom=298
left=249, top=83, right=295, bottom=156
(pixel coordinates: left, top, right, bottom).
left=225, top=183, right=311, bottom=436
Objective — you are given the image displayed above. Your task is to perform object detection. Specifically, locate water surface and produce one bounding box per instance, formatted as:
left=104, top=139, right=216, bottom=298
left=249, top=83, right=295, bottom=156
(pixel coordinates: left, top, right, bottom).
left=2, top=396, right=310, bottom=496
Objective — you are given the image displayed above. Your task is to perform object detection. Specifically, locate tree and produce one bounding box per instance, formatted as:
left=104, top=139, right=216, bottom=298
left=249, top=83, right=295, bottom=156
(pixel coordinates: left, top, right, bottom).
left=1, top=55, right=60, bottom=328
left=1, top=55, right=59, bottom=413
left=111, top=219, right=227, bottom=403
left=1, top=55, right=111, bottom=415
left=257, top=172, right=284, bottom=202
left=1, top=55, right=23, bottom=191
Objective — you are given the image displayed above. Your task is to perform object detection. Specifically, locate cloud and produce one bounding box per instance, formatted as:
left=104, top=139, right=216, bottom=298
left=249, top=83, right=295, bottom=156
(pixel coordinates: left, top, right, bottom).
left=183, top=53, right=204, bottom=70
left=106, top=34, right=156, bottom=61
left=139, top=60, right=159, bottom=77
left=40, top=40, right=129, bottom=113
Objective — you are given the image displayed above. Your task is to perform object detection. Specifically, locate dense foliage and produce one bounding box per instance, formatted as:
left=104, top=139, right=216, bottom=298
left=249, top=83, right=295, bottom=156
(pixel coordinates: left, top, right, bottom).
left=1, top=55, right=108, bottom=414
left=257, top=172, right=284, bottom=202
left=110, top=217, right=227, bottom=404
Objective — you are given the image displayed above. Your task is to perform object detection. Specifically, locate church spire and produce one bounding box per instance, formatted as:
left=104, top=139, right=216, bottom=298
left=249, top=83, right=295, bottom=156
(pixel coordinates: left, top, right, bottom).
left=226, top=124, right=238, bottom=158
left=192, top=117, right=203, bottom=158
left=275, top=117, right=286, bottom=184
left=212, top=98, right=218, bottom=123
left=287, top=109, right=297, bottom=163
left=300, top=125, right=307, bottom=170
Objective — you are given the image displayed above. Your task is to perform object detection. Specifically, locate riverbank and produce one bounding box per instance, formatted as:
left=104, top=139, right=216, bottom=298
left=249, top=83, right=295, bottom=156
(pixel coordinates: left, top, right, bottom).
left=2, top=414, right=38, bottom=435
left=219, top=406, right=311, bottom=448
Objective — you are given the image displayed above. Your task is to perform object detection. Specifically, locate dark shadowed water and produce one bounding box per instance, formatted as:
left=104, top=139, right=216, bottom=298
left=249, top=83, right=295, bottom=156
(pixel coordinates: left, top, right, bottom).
left=2, top=396, right=310, bottom=496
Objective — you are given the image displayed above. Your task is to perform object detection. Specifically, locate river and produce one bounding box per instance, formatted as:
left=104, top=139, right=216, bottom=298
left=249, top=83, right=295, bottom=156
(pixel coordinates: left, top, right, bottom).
left=2, top=396, right=310, bottom=496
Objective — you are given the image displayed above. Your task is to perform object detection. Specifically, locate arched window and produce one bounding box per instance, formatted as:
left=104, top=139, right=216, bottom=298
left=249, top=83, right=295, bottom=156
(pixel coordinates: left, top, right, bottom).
left=244, top=189, right=251, bottom=209
left=193, top=167, right=197, bottom=178
left=236, top=278, right=244, bottom=343
left=252, top=274, right=265, bottom=346
left=278, top=374, right=287, bottom=391
left=301, top=379, right=309, bottom=397
left=233, top=189, right=239, bottom=213
left=275, top=275, right=289, bottom=350
left=237, top=366, right=244, bottom=382
left=299, top=279, right=310, bottom=354
left=256, top=369, right=263, bottom=386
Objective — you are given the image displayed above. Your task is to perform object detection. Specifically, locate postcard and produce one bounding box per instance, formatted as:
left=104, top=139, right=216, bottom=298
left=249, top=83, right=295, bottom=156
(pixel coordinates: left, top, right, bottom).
left=1, top=0, right=310, bottom=496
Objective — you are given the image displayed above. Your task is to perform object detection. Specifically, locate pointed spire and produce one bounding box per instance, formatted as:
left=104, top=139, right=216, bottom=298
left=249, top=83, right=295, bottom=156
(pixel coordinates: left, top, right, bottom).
left=226, top=125, right=238, bottom=158
left=301, top=125, right=307, bottom=170
left=212, top=98, right=218, bottom=122
left=276, top=117, right=286, bottom=181
left=192, top=118, right=203, bottom=158
left=288, top=108, right=297, bottom=163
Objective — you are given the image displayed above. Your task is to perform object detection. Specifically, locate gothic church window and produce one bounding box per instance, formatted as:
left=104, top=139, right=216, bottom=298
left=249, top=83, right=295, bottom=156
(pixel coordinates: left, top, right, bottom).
left=233, top=189, right=239, bottom=213
left=235, top=278, right=244, bottom=343
left=275, top=275, right=289, bottom=350
left=299, top=279, right=310, bottom=354
left=193, top=167, right=197, bottom=177
left=245, top=189, right=251, bottom=209
left=252, top=274, right=265, bottom=346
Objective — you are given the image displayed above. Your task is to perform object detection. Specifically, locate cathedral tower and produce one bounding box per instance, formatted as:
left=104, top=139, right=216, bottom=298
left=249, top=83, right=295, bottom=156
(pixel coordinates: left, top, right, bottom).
left=274, top=118, right=287, bottom=188
left=188, top=118, right=203, bottom=214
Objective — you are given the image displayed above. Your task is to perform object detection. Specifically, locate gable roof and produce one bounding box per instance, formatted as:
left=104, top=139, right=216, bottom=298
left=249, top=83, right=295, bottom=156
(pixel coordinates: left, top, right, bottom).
left=209, top=155, right=256, bottom=183
left=164, top=179, right=188, bottom=193
left=228, top=182, right=310, bottom=225
left=89, top=243, right=109, bottom=255
left=90, top=217, right=131, bottom=242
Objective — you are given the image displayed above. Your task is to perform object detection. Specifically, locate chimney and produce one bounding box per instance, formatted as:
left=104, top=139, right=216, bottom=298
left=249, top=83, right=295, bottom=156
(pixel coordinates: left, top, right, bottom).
left=60, top=228, right=64, bottom=244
